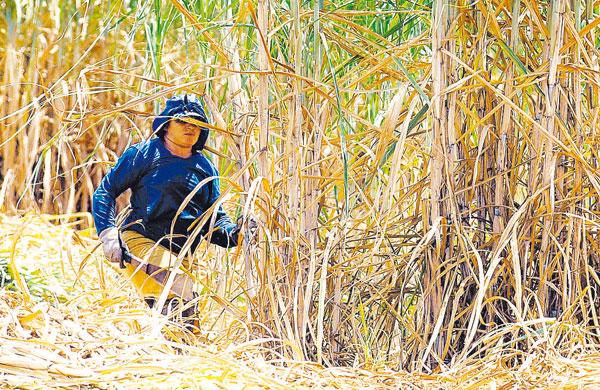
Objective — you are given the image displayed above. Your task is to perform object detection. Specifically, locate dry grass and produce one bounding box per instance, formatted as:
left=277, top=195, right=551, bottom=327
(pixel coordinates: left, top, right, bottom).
left=1, top=213, right=599, bottom=389
left=0, top=0, right=599, bottom=378
left=0, top=213, right=440, bottom=388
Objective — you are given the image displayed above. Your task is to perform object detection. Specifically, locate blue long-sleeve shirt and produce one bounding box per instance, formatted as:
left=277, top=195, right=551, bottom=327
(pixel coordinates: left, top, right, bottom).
left=92, top=138, right=239, bottom=254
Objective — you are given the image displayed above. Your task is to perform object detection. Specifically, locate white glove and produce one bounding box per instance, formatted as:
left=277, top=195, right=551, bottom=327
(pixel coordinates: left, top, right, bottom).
left=236, top=216, right=258, bottom=243
left=99, top=227, right=122, bottom=263
left=245, top=217, right=258, bottom=240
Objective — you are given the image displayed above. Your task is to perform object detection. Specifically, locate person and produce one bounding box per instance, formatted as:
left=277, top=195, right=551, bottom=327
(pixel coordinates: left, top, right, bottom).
left=92, top=94, right=255, bottom=327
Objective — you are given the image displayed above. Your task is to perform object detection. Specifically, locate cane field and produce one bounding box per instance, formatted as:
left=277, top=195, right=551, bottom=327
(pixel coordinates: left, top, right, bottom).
left=0, top=0, right=599, bottom=388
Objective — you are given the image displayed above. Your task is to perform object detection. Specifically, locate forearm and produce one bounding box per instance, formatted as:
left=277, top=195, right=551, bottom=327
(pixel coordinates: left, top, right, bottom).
left=92, top=146, right=142, bottom=234
left=92, top=184, right=117, bottom=235
left=207, top=214, right=239, bottom=248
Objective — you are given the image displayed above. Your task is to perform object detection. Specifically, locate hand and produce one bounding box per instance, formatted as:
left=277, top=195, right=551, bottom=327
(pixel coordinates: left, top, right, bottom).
left=236, top=216, right=258, bottom=243
left=98, top=227, right=122, bottom=263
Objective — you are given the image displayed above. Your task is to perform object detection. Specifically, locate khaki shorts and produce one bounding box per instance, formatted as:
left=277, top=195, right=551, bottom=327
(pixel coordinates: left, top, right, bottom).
left=119, top=230, right=195, bottom=301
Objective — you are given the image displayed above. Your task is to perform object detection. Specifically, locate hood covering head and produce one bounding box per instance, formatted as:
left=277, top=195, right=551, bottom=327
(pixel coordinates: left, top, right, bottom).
left=152, top=94, right=210, bottom=152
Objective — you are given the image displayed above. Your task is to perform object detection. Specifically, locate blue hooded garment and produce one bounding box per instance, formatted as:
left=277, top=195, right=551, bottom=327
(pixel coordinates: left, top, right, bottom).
left=92, top=137, right=238, bottom=254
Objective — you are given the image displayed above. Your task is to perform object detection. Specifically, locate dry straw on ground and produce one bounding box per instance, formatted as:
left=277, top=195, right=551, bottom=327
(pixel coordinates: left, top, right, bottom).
left=1, top=213, right=599, bottom=389
left=0, top=213, right=439, bottom=388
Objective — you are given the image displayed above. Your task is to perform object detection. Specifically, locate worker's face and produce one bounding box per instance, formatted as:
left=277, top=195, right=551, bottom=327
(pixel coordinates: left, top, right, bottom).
left=165, top=118, right=202, bottom=148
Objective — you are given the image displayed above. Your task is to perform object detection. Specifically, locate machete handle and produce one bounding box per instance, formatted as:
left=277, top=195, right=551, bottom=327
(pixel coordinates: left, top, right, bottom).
left=117, top=232, right=132, bottom=269
left=120, top=249, right=132, bottom=269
